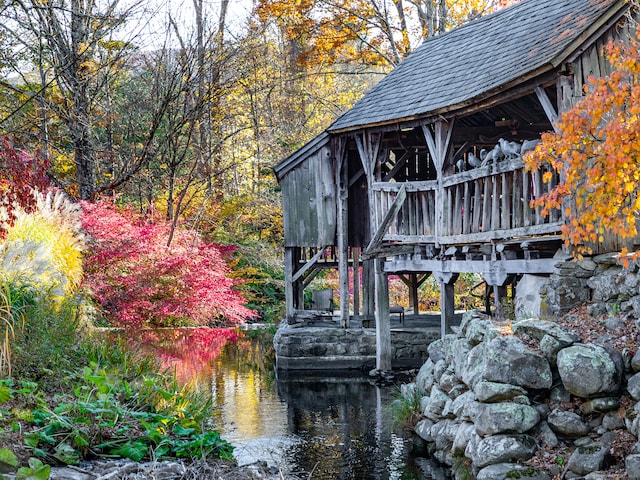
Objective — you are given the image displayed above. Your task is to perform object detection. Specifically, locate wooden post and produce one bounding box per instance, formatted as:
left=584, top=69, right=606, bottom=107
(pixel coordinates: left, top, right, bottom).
left=375, top=257, right=391, bottom=371
left=336, top=138, right=350, bottom=328
left=363, top=259, right=375, bottom=321
left=284, top=247, right=295, bottom=321
left=353, top=247, right=361, bottom=318
left=423, top=119, right=455, bottom=243
left=434, top=271, right=459, bottom=337
left=410, top=273, right=419, bottom=315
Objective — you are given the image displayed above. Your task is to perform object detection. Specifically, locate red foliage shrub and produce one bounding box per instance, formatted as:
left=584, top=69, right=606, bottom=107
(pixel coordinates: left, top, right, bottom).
left=0, top=138, right=50, bottom=236
left=81, top=200, right=253, bottom=327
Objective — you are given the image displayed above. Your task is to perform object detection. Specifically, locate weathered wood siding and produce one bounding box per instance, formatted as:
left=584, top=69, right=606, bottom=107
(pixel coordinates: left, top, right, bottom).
left=280, top=145, right=337, bottom=247
left=560, top=17, right=640, bottom=254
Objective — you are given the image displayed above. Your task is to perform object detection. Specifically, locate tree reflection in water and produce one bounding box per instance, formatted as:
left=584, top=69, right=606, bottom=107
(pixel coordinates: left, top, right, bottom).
left=123, top=328, right=437, bottom=479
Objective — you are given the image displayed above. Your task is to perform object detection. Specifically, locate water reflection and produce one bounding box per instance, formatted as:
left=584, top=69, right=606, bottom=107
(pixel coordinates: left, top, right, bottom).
left=129, top=328, right=426, bottom=479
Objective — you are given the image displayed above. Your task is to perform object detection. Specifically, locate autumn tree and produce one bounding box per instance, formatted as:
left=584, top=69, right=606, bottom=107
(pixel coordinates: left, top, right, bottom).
left=256, top=0, right=520, bottom=67
left=0, top=0, right=146, bottom=200
left=524, top=29, right=640, bottom=259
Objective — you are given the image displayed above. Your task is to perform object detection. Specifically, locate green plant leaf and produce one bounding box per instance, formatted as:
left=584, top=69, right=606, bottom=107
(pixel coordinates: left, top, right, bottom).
left=23, top=433, right=40, bottom=449
left=173, top=424, right=196, bottom=437
left=53, top=444, right=81, bottom=465
left=109, top=441, right=148, bottom=462
left=0, top=449, right=18, bottom=475
left=0, top=385, right=11, bottom=404
left=16, top=458, right=50, bottom=480
left=0, top=448, right=18, bottom=469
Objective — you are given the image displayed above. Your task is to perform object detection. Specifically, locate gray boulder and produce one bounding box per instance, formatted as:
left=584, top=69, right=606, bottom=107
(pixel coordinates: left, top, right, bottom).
left=627, top=454, right=640, bottom=480
left=632, top=350, right=640, bottom=372
left=602, top=411, right=625, bottom=430
left=448, top=390, right=477, bottom=419
left=557, top=344, right=622, bottom=398
left=533, top=420, right=558, bottom=448
left=477, top=463, right=550, bottom=480
left=512, top=318, right=581, bottom=345
left=463, top=335, right=552, bottom=390
left=566, top=442, right=609, bottom=476
left=452, top=422, right=475, bottom=455
left=547, top=408, right=589, bottom=437
left=471, top=434, right=537, bottom=468
left=474, top=381, right=528, bottom=403
left=414, top=418, right=435, bottom=442
left=629, top=372, right=640, bottom=401
left=580, top=397, right=619, bottom=414
left=424, top=386, right=449, bottom=420
left=416, top=358, right=435, bottom=394
left=474, top=402, right=540, bottom=437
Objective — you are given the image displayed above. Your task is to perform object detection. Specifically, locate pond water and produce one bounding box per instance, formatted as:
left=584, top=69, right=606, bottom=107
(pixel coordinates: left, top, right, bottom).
left=129, top=327, right=447, bottom=480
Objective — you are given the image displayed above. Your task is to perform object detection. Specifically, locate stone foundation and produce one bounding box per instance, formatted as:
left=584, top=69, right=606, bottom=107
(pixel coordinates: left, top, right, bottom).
left=274, top=323, right=440, bottom=370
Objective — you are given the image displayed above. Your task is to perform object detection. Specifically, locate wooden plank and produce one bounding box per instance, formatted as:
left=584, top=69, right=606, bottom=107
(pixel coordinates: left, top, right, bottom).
left=364, top=185, right=407, bottom=255
left=472, top=178, right=482, bottom=232
left=523, top=169, right=532, bottom=227
left=491, top=175, right=500, bottom=231
left=453, top=184, right=462, bottom=235
left=501, top=172, right=511, bottom=230
left=533, top=169, right=544, bottom=225
left=384, top=255, right=563, bottom=276
left=442, top=158, right=523, bottom=187
left=372, top=180, right=438, bottom=192
left=482, top=176, right=491, bottom=233
left=573, top=57, right=584, bottom=101
left=446, top=187, right=453, bottom=235
left=513, top=168, right=523, bottom=228
left=589, top=44, right=601, bottom=78
left=463, top=181, right=471, bottom=234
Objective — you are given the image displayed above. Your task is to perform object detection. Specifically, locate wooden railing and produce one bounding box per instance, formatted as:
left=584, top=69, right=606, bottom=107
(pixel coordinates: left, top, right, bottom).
left=372, top=159, right=562, bottom=245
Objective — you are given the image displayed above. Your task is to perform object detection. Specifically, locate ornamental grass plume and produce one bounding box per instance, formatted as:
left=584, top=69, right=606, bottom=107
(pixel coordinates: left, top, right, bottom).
left=0, top=190, right=85, bottom=377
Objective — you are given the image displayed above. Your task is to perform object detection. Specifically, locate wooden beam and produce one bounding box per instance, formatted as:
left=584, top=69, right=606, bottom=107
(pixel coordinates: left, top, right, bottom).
left=383, top=149, right=412, bottom=181
left=384, top=257, right=563, bottom=275
left=364, top=185, right=407, bottom=255
left=535, top=86, right=560, bottom=133
left=292, top=247, right=328, bottom=283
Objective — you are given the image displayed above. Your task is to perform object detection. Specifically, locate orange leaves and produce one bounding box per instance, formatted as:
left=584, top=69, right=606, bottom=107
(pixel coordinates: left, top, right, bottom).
left=523, top=27, right=640, bottom=259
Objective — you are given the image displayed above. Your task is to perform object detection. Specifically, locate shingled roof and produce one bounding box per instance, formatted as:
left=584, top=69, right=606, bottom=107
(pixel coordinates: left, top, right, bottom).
left=328, top=0, right=627, bottom=133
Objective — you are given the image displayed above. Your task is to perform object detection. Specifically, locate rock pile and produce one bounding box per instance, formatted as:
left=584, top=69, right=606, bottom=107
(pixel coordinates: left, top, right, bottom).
left=405, top=311, right=640, bottom=479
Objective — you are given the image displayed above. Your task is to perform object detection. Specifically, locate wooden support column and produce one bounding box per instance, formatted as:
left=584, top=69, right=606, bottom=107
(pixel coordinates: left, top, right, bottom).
left=354, top=131, right=382, bottom=326
left=434, top=271, right=459, bottom=337
left=363, top=259, right=375, bottom=320
left=284, top=247, right=295, bottom=321
left=423, top=119, right=455, bottom=241
left=353, top=247, right=361, bottom=317
left=375, top=257, right=391, bottom=371
left=335, top=138, right=350, bottom=328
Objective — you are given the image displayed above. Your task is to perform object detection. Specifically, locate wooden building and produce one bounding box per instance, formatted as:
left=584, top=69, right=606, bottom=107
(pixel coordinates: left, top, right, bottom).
left=274, top=0, right=635, bottom=371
